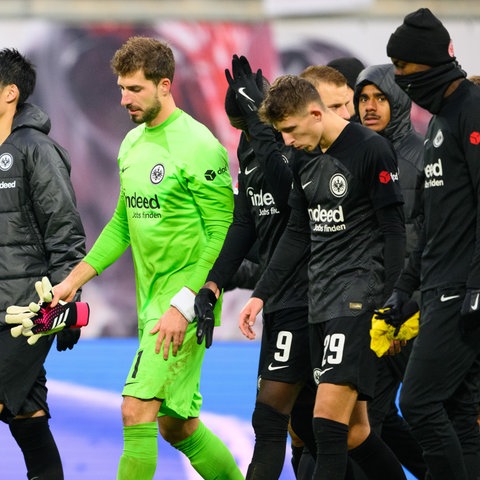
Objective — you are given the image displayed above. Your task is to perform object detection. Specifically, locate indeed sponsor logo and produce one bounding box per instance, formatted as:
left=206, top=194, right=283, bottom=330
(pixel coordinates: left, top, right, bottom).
left=246, top=187, right=275, bottom=207
left=0, top=180, right=16, bottom=189
left=424, top=159, right=444, bottom=188
left=425, top=159, right=443, bottom=178
left=124, top=192, right=160, bottom=209
left=308, top=204, right=344, bottom=223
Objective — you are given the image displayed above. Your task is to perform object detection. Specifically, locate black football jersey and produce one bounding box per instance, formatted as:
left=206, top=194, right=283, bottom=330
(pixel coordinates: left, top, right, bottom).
left=289, top=123, right=403, bottom=322
left=208, top=132, right=308, bottom=313
left=419, top=81, right=480, bottom=290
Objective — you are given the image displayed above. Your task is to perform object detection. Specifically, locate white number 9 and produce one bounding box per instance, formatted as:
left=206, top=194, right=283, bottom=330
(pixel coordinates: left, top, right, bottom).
left=274, top=331, right=293, bottom=362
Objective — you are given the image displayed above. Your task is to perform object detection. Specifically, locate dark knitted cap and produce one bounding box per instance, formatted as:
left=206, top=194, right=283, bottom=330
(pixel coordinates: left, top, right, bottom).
left=327, top=57, right=365, bottom=90
left=387, top=8, right=455, bottom=66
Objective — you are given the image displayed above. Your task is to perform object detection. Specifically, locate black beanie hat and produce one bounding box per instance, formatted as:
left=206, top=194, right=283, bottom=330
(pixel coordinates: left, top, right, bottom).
left=387, top=8, right=455, bottom=66
left=327, top=57, right=366, bottom=90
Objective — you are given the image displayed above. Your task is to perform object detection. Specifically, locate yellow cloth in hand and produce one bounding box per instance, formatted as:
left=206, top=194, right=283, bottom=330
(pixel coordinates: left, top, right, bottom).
left=370, top=310, right=420, bottom=357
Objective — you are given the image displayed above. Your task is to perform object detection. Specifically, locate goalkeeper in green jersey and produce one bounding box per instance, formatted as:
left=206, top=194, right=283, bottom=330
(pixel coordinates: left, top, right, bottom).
left=51, top=37, right=242, bottom=480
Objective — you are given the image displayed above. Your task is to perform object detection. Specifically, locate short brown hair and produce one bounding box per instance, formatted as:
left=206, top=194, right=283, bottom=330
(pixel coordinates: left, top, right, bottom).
left=259, top=74, right=325, bottom=125
left=468, top=75, right=480, bottom=86
left=111, top=36, right=175, bottom=84
left=300, top=65, right=347, bottom=89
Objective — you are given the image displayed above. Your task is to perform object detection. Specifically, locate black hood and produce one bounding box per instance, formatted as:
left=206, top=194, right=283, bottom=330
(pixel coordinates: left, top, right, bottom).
left=354, top=64, right=413, bottom=145
left=12, top=102, right=51, bottom=135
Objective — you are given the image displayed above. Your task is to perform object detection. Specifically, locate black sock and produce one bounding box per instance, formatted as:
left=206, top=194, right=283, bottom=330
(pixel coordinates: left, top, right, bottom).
left=349, top=431, right=406, bottom=480
left=345, top=458, right=369, bottom=480
left=297, top=448, right=315, bottom=480
left=312, top=417, right=349, bottom=480
left=291, top=445, right=304, bottom=476
left=246, top=402, right=289, bottom=480
left=9, top=416, right=64, bottom=480
left=381, top=414, right=427, bottom=479
left=290, top=395, right=316, bottom=459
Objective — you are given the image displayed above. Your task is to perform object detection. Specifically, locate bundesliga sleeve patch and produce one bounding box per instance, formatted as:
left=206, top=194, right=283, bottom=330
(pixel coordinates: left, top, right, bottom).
left=379, top=171, right=392, bottom=184
left=469, top=131, right=480, bottom=145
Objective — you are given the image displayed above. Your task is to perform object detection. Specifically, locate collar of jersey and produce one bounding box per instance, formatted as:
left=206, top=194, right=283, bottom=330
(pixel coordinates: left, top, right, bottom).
left=145, top=108, right=183, bottom=132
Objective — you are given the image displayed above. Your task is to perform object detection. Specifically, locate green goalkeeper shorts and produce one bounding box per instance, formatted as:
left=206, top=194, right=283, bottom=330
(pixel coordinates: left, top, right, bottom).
left=122, top=319, right=206, bottom=419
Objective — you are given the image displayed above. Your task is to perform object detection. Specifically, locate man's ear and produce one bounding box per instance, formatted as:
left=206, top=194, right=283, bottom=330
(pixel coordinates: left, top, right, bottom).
left=311, top=106, right=323, bottom=122
left=158, top=77, right=171, bottom=96
left=5, top=84, right=19, bottom=104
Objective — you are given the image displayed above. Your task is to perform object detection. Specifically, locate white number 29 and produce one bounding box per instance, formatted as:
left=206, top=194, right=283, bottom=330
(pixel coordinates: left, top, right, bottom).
left=322, top=333, right=345, bottom=366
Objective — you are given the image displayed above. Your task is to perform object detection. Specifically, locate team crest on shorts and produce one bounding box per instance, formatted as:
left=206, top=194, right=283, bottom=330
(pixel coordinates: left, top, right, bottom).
left=150, top=164, right=165, bottom=184
left=313, top=366, right=334, bottom=384
left=0, top=153, right=13, bottom=171
left=329, top=173, right=347, bottom=198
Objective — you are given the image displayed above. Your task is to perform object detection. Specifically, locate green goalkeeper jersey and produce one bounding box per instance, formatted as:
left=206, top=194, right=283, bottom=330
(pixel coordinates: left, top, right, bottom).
left=84, top=109, right=233, bottom=327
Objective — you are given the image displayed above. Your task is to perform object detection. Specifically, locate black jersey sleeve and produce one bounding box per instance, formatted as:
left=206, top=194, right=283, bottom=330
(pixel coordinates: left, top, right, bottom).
left=395, top=223, right=424, bottom=295
left=463, top=101, right=480, bottom=288
left=252, top=206, right=310, bottom=302
left=206, top=183, right=257, bottom=290
left=247, top=119, right=293, bottom=210
left=223, top=258, right=260, bottom=292
left=376, top=203, right=406, bottom=298
left=365, top=135, right=404, bottom=209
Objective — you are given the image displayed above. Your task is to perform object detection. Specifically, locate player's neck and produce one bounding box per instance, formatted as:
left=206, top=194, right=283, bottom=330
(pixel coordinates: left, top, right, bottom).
left=319, top=115, right=348, bottom=152
left=147, top=95, right=177, bottom=128
left=0, top=109, right=14, bottom=145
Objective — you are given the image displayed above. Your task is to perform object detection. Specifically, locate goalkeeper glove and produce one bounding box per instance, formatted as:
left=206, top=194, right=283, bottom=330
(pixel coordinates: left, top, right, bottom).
left=7, top=301, right=89, bottom=345
left=5, top=276, right=89, bottom=345
left=194, top=288, right=217, bottom=349
left=5, top=276, right=54, bottom=337
left=225, top=54, right=266, bottom=117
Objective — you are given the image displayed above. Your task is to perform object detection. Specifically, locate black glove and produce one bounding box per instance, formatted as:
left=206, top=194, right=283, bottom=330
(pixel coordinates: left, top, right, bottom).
left=460, top=289, right=480, bottom=333
left=194, top=288, right=217, bottom=349
left=225, top=54, right=265, bottom=117
left=374, top=289, right=414, bottom=334
left=56, top=328, right=81, bottom=351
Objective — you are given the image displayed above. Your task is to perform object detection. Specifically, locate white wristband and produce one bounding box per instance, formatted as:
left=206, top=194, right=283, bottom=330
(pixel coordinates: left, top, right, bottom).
left=170, top=287, right=196, bottom=323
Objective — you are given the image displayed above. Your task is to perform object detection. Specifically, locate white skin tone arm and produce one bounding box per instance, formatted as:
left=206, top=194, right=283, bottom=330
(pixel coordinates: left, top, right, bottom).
left=150, top=305, right=190, bottom=360
left=150, top=281, right=222, bottom=360
left=238, top=296, right=264, bottom=340
left=50, top=261, right=97, bottom=306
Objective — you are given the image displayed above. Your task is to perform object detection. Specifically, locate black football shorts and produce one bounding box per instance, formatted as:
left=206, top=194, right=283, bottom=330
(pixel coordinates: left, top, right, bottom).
left=0, top=328, right=53, bottom=423
left=309, top=312, right=379, bottom=400
left=258, top=307, right=311, bottom=385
